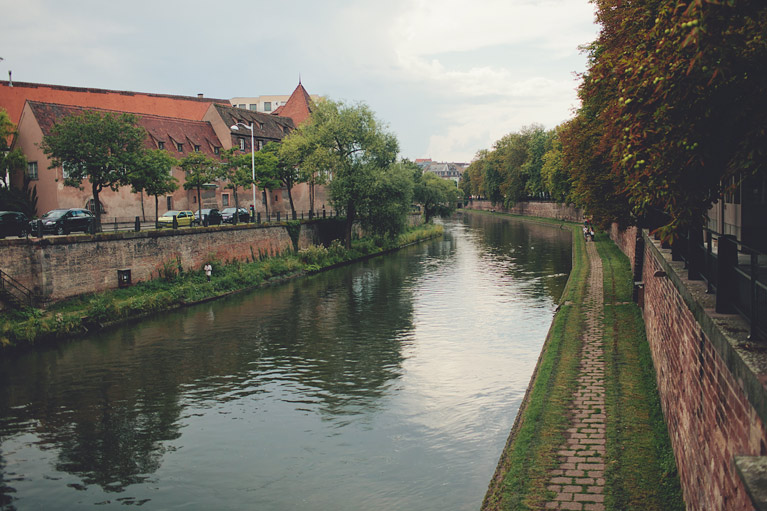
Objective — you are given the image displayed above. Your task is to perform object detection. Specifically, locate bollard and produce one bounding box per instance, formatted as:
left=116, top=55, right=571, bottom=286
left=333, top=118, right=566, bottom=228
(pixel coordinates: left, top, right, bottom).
left=114, top=217, right=118, bottom=232
left=37, top=219, right=43, bottom=238
left=292, top=211, right=297, bottom=220
left=257, top=212, right=261, bottom=224
left=172, top=215, right=178, bottom=229
left=135, top=216, right=141, bottom=232
left=203, top=215, right=209, bottom=227
left=323, top=209, right=326, bottom=219
left=277, top=212, right=281, bottom=222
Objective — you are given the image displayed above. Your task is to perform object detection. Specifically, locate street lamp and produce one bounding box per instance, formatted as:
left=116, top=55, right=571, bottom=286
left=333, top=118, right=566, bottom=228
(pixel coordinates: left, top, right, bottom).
left=230, top=122, right=256, bottom=217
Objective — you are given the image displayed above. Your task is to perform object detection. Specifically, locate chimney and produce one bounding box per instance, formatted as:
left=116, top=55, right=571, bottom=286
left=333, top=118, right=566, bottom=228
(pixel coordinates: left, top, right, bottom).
left=8, top=70, right=12, bottom=87
left=197, top=93, right=203, bottom=98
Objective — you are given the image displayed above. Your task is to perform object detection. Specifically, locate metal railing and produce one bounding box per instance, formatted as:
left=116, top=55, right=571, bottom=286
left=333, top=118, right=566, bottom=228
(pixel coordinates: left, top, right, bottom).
left=0, top=268, right=35, bottom=308
left=672, top=228, right=765, bottom=341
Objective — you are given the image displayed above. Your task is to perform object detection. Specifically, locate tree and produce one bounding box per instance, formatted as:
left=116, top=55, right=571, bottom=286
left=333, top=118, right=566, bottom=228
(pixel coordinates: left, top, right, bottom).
left=179, top=152, right=218, bottom=220
left=252, top=150, right=280, bottom=220
left=360, top=162, right=415, bottom=241
left=1, top=109, right=26, bottom=190
left=540, top=131, right=571, bottom=204
left=415, top=171, right=461, bottom=223
left=562, top=0, right=767, bottom=237
left=40, top=110, right=146, bottom=230
left=281, top=100, right=399, bottom=247
left=129, top=149, right=179, bottom=222
left=219, top=148, right=253, bottom=214
left=266, top=141, right=303, bottom=219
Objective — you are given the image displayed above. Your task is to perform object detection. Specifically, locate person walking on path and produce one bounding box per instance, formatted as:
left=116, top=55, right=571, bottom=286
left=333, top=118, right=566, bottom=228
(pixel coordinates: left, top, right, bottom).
left=543, top=241, right=606, bottom=510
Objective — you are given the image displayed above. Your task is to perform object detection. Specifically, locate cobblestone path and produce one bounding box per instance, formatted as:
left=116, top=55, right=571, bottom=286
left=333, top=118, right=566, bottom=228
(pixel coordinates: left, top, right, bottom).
left=544, top=241, right=606, bottom=510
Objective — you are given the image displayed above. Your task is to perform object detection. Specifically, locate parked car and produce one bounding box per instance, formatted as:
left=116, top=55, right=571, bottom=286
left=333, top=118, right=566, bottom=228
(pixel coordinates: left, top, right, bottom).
left=0, top=211, right=30, bottom=238
left=221, top=207, right=250, bottom=224
left=157, top=210, right=195, bottom=228
left=194, top=208, right=223, bottom=226
left=39, top=208, right=94, bottom=235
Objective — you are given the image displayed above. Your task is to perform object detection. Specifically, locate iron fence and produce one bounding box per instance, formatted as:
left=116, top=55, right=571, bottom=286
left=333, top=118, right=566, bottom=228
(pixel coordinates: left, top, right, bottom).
left=673, top=228, right=765, bottom=341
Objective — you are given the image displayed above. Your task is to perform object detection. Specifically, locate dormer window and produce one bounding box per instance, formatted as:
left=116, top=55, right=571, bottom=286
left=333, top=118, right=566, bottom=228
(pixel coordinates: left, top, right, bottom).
left=194, top=144, right=201, bottom=152
left=177, top=142, right=183, bottom=152
left=214, top=146, right=220, bottom=155
left=158, top=141, right=165, bottom=150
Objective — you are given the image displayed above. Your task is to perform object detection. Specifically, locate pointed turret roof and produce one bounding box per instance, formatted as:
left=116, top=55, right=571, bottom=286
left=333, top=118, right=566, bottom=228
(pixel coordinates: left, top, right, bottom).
left=271, top=81, right=313, bottom=126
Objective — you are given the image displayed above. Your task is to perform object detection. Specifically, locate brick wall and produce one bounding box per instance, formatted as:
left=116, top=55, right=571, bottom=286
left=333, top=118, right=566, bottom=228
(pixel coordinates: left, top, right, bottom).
left=1, top=222, right=326, bottom=303
left=464, top=199, right=583, bottom=223
left=611, top=223, right=767, bottom=510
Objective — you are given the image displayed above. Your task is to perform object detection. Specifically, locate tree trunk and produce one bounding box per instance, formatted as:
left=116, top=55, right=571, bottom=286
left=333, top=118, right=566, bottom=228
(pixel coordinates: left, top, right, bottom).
left=344, top=200, right=355, bottom=249
left=287, top=183, right=296, bottom=219
left=92, top=182, right=102, bottom=232
left=264, top=188, right=270, bottom=219
left=140, top=190, right=146, bottom=222
left=154, top=194, right=159, bottom=224
left=196, top=186, right=203, bottom=219
left=309, top=175, right=315, bottom=213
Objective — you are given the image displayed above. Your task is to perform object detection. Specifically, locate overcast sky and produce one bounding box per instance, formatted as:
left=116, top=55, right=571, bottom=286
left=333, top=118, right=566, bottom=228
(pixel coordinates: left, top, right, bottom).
left=0, top=0, right=599, bottom=163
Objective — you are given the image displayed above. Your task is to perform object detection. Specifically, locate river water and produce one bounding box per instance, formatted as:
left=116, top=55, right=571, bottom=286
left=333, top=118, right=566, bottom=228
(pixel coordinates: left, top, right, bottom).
left=0, top=213, right=572, bottom=510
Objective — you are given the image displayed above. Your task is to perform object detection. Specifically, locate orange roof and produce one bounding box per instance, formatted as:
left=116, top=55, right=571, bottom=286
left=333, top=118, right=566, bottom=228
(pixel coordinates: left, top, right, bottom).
left=271, top=81, right=314, bottom=125
left=0, top=81, right=229, bottom=125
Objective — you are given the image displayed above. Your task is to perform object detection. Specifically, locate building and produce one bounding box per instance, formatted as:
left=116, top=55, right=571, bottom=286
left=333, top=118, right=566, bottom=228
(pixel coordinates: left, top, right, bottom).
left=2, top=80, right=326, bottom=219
left=230, top=85, right=320, bottom=115
left=416, top=159, right=468, bottom=185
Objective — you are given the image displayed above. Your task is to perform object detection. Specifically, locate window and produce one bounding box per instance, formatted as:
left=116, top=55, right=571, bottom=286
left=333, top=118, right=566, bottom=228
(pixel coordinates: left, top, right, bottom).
left=258, top=140, right=264, bottom=150
left=177, top=142, right=183, bottom=152
left=194, top=144, right=201, bottom=152
left=158, top=140, right=165, bottom=150
left=238, top=104, right=246, bottom=109
left=222, top=193, right=230, bottom=207
left=193, top=195, right=197, bottom=203
left=166, top=196, right=173, bottom=210
left=264, top=102, right=271, bottom=112
left=239, top=138, right=246, bottom=151
left=249, top=104, right=257, bottom=111
left=213, top=146, right=220, bottom=155
left=26, top=161, right=38, bottom=180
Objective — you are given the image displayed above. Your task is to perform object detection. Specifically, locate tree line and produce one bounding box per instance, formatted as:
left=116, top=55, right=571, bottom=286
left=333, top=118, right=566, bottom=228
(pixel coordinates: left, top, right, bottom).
left=4, top=100, right=461, bottom=245
left=462, top=0, right=766, bottom=239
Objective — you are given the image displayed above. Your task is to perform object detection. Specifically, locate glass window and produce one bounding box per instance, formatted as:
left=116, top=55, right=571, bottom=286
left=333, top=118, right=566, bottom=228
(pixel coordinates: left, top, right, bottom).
left=214, top=147, right=220, bottom=155
left=222, top=193, right=230, bottom=207
left=26, top=161, right=38, bottom=180
left=264, top=102, right=271, bottom=112
left=158, top=140, right=165, bottom=150
left=166, top=196, right=173, bottom=210
left=177, top=142, right=183, bottom=152
left=239, top=138, right=246, bottom=151
left=249, top=104, right=257, bottom=111
left=194, top=144, right=200, bottom=152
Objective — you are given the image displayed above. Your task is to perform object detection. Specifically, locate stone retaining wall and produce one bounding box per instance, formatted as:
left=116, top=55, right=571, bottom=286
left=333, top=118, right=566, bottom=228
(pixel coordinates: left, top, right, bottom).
left=463, top=199, right=583, bottom=223
left=0, top=222, right=326, bottom=303
left=611, top=223, right=767, bottom=510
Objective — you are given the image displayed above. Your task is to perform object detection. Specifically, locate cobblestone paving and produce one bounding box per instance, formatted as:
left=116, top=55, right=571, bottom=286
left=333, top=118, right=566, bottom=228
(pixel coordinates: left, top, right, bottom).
left=544, top=241, right=606, bottom=511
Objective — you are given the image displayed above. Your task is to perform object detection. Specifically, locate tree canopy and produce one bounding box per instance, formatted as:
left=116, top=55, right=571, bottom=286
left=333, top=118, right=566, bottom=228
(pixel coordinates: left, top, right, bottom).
left=130, top=149, right=178, bottom=221
left=559, top=0, right=767, bottom=235
left=179, top=152, right=218, bottom=219
left=415, top=170, right=461, bottom=223
left=40, top=110, right=146, bottom=230
left=281, top=100, right=400, bottom=247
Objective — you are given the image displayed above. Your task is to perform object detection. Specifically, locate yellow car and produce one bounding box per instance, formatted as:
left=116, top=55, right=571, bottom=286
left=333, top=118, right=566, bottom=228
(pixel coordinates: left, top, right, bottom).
left=157, top=210, right=196, bottom=228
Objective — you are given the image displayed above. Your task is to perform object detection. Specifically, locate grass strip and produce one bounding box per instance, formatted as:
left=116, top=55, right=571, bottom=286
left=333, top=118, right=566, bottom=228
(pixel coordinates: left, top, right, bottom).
left=483, top=223, right=588, bottom=510
left=0, top=224, right=443, bottom=350
left=597, top=237, right=684, bottom=510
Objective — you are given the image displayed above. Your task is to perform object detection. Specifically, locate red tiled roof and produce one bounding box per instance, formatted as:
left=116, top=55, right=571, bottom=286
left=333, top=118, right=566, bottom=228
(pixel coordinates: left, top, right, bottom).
left=28, top=101, right=223, bottom=157
left=1, top=81, right=228, bottom=125
left=271, top=82, right=314, bottom=125
left=213, top=104, right=295, bottom=143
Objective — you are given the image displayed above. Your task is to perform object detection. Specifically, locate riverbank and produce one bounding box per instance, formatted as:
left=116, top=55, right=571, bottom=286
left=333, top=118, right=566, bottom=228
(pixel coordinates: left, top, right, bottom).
left=0, top=224, right=443, bottom=351
left=473, top=209, right=683, bottom=510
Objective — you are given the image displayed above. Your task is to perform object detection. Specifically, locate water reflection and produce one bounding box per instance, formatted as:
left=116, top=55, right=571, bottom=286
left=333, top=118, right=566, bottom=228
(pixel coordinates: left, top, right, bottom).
left=0, top=213, right=571, bottom=510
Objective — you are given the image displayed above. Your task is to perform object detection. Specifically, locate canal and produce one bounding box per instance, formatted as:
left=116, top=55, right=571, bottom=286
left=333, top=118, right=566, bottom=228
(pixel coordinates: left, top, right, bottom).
left=0, top=213, right=572, bottom=510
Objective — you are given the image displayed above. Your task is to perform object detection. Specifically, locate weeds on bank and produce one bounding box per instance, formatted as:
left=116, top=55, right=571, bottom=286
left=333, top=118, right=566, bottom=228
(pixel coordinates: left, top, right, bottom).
left=0, top=224, right=443, bottom=349
left=596, top=238, right=683, bottom=510
left=483, top=226, right=588, bottom=510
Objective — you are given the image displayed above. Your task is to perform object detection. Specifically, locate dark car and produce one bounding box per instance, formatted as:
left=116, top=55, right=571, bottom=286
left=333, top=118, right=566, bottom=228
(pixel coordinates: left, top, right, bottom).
left=195, top=208, right=223, bottom=226
left=40, top=208, right=94, bottom=235
left=220, top=207, right=250, bottom=224
left=0, top=211, right=30, bottom=238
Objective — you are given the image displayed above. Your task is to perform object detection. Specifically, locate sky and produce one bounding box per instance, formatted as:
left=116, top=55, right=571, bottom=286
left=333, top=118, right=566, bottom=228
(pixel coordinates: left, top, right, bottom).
left=0, top=0, right=599, bottom=163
